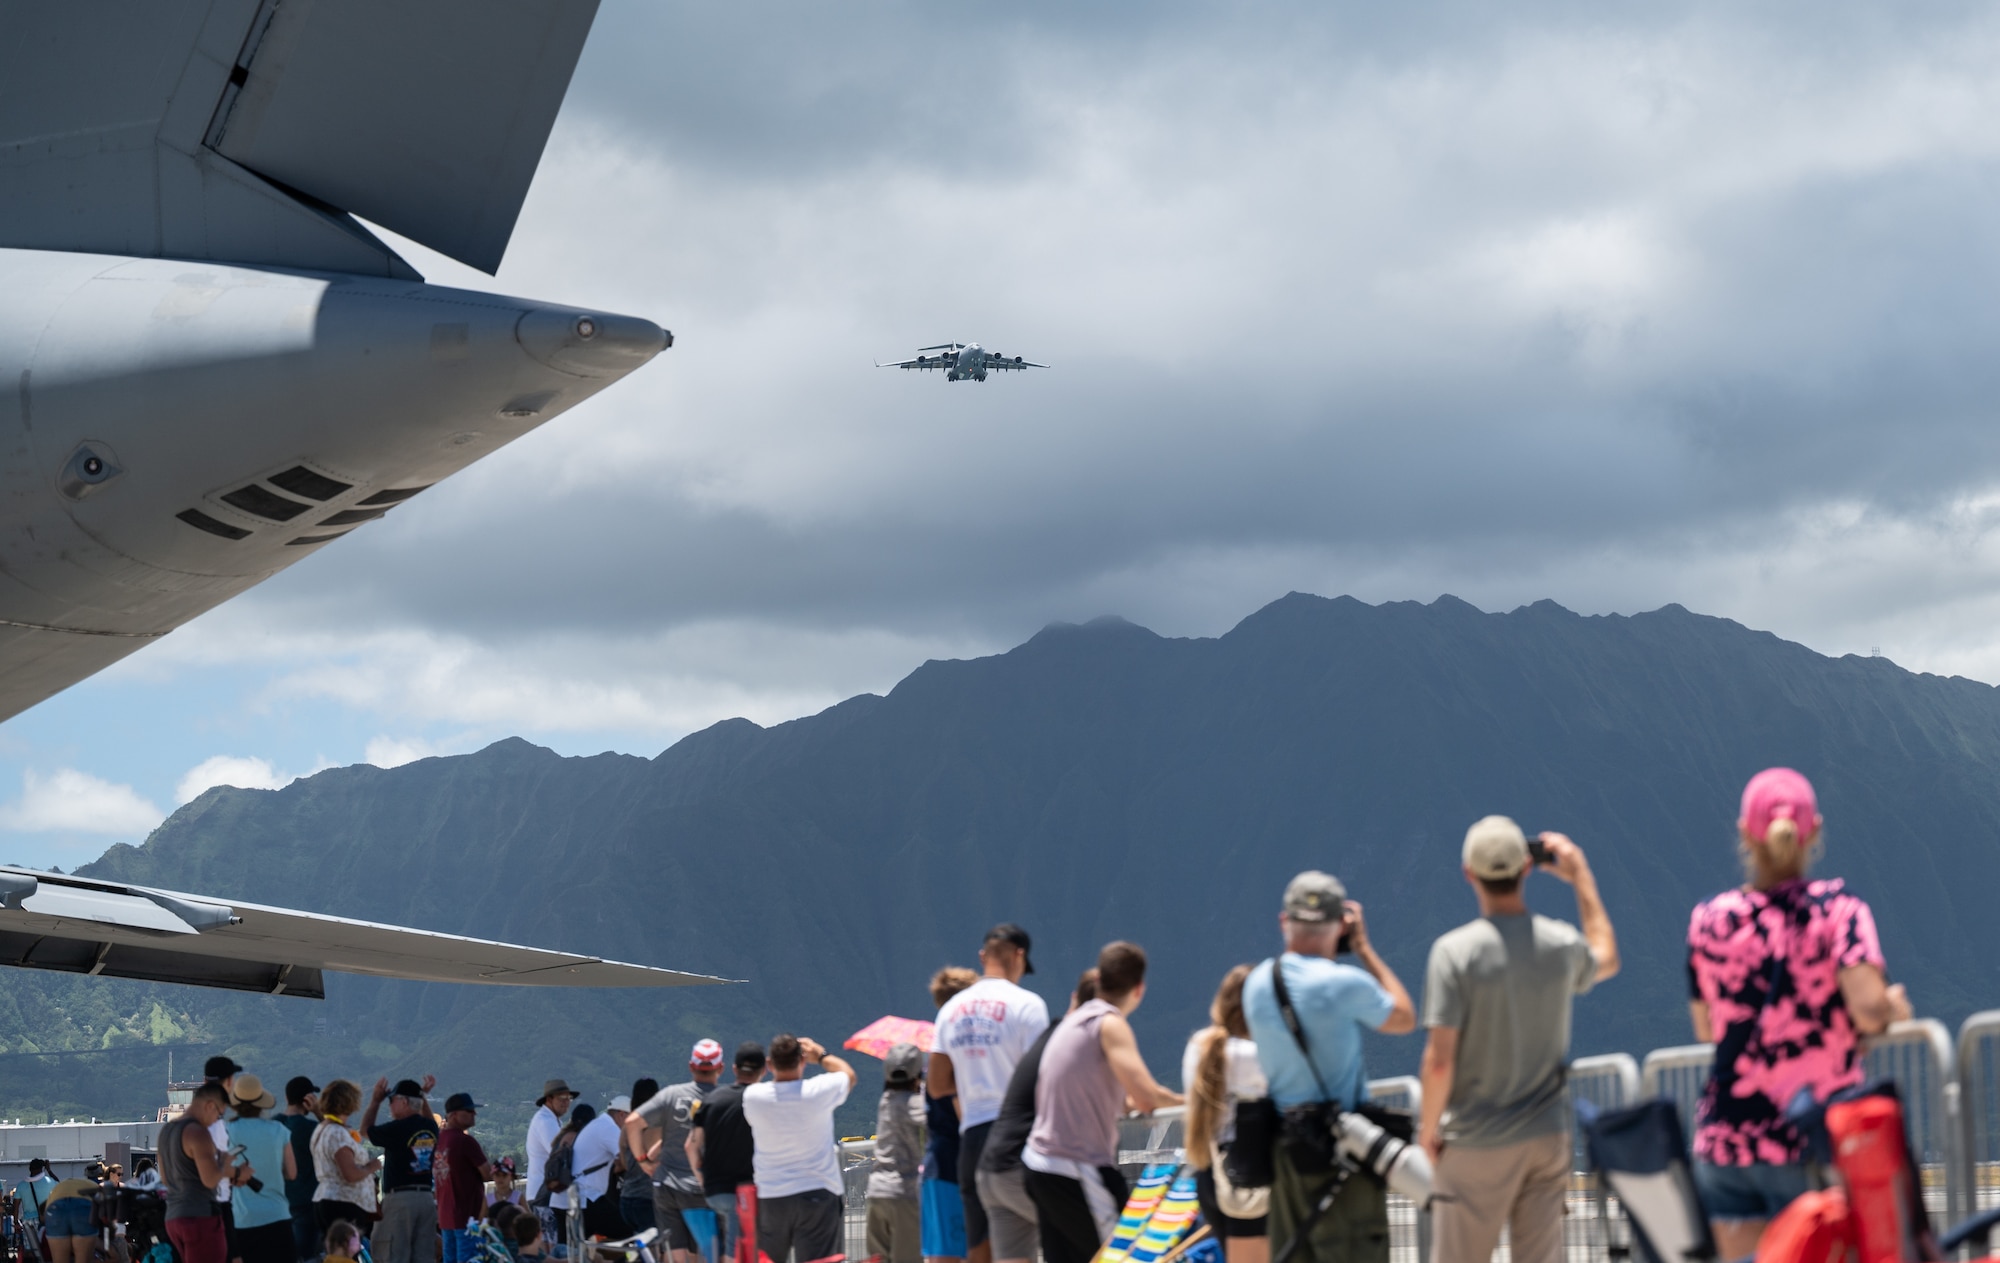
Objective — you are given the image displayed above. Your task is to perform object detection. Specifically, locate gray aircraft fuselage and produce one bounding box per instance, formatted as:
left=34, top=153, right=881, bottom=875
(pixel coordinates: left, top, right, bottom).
left=0, top=0, right=674, bottom=726
left=0, top=249, right=666, bottom=722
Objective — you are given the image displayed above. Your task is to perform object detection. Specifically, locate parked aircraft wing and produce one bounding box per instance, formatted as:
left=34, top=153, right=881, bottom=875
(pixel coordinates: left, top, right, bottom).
left=0, top=867, right=726, bottom=999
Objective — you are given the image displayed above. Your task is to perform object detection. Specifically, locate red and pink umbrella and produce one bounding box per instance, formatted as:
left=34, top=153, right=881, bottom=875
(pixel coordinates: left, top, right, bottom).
left=844, top=1014, right=935, bottom=1059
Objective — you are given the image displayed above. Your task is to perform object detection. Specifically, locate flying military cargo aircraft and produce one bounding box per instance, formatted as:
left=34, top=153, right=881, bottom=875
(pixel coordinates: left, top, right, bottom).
left=0, top=0, right=671, bottom=726
left=877, top=342, right=1047, bottom=381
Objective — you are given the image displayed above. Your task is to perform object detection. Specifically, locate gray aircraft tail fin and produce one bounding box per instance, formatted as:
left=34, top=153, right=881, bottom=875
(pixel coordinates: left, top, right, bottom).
left=0, top=0, right=600, bottom=276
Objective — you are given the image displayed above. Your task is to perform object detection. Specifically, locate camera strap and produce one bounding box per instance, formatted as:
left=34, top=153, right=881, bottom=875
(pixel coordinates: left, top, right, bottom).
left=1268, top=955, right=1336, bottom=1105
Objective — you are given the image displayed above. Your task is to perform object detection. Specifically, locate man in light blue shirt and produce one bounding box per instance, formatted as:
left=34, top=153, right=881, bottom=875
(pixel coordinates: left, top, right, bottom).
left=12, top=1159, right=55, bottom=1224
left=1244, top=871, right=1415, bottom=1263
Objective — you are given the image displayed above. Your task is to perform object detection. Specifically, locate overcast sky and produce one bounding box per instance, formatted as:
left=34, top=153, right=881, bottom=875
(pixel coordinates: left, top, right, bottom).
left=9, top=0, right=2000, bottom=866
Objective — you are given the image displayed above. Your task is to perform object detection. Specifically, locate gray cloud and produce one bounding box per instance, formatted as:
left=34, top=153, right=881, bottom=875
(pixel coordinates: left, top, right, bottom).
left=207, top=0, right=2000, bottom=725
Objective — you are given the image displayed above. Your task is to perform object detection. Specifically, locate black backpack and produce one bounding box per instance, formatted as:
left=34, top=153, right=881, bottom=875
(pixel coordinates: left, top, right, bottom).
left=539, top=1141, right=576, bottom=1201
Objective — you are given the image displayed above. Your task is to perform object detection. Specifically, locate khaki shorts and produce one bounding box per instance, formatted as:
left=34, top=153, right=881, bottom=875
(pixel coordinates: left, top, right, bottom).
left=1431, top=1130, right=1571, bottom=1263
left=973, top=1165, right=1040, bottom=1261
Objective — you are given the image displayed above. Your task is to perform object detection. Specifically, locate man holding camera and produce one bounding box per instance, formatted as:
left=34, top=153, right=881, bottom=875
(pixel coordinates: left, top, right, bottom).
left=1244, top=871, right=1416, bottom=1263
left=1417, top=818, right=1619, bottom=1263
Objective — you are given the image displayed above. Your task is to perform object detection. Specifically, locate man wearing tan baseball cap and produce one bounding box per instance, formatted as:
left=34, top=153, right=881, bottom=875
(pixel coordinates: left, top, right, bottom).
left=1418, top=817, right=1620, bottom=1263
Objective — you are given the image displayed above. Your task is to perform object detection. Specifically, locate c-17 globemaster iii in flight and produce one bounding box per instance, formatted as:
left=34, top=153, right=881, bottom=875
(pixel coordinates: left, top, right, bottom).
left=878, top=342, right=1047, bottom=381
left=0, top=0, right=709, bottom=994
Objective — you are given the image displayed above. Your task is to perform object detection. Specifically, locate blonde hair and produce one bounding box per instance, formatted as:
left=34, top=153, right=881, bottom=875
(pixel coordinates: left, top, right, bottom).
left=319, top=1079, right=362, bottom=1119
left=1742, top=815, right=1816, bottom=888
left=1185, top=964, right=1253, bottom=1168
left=930, top=965, right=979, bottom=1008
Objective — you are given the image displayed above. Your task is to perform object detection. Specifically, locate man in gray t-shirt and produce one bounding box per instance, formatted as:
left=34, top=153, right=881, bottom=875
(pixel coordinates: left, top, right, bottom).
left=1418, top=816, right=1619, bottom=1263
left=625, top=1040, right=724, bottom=1263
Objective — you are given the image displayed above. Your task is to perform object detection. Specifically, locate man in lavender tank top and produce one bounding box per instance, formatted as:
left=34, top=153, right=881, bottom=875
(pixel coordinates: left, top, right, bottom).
left=1021, top=942, right=1185, bottom=1263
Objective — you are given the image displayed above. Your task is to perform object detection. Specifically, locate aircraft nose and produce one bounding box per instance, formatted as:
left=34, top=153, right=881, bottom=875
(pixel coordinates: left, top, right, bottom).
left=516, top=308, right=671, bottom=379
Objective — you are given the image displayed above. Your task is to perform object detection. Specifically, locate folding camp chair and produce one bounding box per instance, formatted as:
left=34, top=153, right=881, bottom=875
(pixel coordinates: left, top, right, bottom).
left=1579, top=1097, right=1719, bottom=1263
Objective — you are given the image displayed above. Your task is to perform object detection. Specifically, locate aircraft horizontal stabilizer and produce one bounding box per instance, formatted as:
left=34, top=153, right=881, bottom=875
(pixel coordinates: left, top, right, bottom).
left=0, top=0, right=601, bottom=275
left=210, top=0, right=601, bottom=273
left=0, top=867, right=726, bottom=998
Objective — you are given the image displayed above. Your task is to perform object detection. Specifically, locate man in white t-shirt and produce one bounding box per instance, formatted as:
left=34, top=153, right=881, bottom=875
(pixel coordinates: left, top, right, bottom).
left=573, top=1095, right=633, bottom=1238
left=525, top=1078, right=578, bottom=1250
left=929, top=923, right=1051, bottom=1263
left=741, top=1034, right=856, bottom=1263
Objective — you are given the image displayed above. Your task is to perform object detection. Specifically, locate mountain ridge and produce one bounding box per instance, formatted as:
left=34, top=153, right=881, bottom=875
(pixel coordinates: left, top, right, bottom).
left=0, top=591, right=1992, bottom=1137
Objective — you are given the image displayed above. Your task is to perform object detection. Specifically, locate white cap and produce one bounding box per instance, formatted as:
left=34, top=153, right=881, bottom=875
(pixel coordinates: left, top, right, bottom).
left=608, top=1094, right=632, bottom=1112
left=1463, top=816, right=1529, bottom=880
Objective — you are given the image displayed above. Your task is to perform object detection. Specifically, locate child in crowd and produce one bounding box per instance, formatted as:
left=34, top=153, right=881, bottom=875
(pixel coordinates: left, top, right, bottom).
left=324, top=1222, right=365, bottom=1263
left=867, top=1043, right=927, bottom=1263
left=511, top=1212, right=547, bottom=1261
left=487, top=1157, right=524, bottom=1212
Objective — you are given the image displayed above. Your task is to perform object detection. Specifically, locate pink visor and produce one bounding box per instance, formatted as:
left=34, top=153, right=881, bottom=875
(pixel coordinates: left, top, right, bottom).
left=1739, top=766, right=1821, bottom=843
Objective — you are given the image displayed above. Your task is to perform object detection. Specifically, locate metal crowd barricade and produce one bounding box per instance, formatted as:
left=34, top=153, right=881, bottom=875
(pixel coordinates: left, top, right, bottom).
left=1564, top=1054, right=1643, bottom=1263
left=1117, top=1106, right=1186, bottom=1168
left=1567, top=1053, right=1641, bottom=1165
left=1639, top=1043, right=1715, bottom=1141
left=840, top=1136, right=876, bottom=1263
left=1365, top=1076, right=1428, bottom=1263
left=1860, top=1019, right=1963, bottom=1228
left=1958, top=1010, right=2000, bottom=1216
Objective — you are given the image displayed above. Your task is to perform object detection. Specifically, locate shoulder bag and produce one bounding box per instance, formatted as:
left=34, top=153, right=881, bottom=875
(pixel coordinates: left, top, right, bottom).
left=1201, top=1032, right=1273, bottom=1218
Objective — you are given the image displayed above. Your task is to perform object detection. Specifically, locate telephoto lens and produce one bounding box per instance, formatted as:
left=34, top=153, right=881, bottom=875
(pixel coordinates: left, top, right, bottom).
left=1335, top=1111, right=1434, bottom=1207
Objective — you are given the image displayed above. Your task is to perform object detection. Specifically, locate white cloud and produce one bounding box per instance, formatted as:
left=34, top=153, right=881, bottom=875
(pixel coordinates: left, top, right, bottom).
left=0, top=769, right=165, bottom=835
left=175, top=756, right=292, bottom=805
left=364, top=737, right=458, bottom=770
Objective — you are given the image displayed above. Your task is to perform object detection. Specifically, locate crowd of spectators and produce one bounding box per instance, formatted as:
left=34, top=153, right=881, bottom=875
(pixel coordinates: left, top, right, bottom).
left=24, top=765, right=1911, bottom=1263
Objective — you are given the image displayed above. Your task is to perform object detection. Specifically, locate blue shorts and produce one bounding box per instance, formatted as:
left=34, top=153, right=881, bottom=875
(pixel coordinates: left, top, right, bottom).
left=42, top=1197, right=95, bottom=1239
left=921, top=1180, right=966, bottom=1258
left=1692, top=1160, right=1813, bottom=1222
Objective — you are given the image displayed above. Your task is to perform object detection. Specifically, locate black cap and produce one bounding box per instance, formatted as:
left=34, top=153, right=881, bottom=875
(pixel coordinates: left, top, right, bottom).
left=445, top=1092, right=480, bottom=1113
left=984, top=923, right=1035, bottom=975
left=204, top=1055, right=243, bottom=1080
left=285, top=1076, right=319, bottom=1106
left=734, top=1041, right=767, bottom=1070
left=391, top=1078, right=426, bottom=1099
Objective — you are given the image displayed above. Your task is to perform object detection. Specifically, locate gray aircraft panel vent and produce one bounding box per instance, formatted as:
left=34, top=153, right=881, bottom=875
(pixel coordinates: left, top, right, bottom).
left=268, top=466, right=352, bottom=501
left=319, top=507, right=387, bottom=527
left=220, top=484, right=311, bottom=521
left=357, top=485, right=432, bottom=506
left=177, top=509, right=251, bottom=541
left=286, top=532, right=349, bottom=546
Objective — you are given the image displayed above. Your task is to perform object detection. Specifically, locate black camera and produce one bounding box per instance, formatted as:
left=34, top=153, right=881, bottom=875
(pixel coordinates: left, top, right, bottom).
left=1527, top=837, right=1552, bottom=867
left=1333, top=902, right=1356, bottom=954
